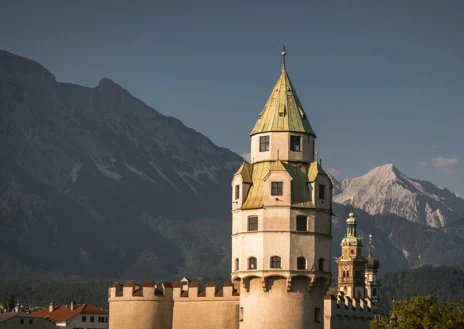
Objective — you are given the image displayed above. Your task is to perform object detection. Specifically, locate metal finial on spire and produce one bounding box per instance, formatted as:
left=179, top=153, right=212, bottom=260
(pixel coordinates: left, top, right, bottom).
left=369, top=234, right=373, bottom=252
left=281, top=45, right=286, bottom=72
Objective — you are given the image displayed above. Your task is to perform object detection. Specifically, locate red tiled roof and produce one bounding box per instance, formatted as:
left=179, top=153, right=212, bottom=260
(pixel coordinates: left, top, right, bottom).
left=110, top=282, right=120, bottom=288
left=143, top=280, right=155, bottom=287
left=171, top=282, right=182, bottom=288
left=223, top=281, right=233, bottom=287
left=162, top=281, right=173, bottom=288
left=32, top=304, right=108, bottom=323
left=180, top=291, right=189, bottom=297
left=198, top=290, right=206, bottom=297
left=189, top=281, right=200, bottom=288
left=215, top=290, right=223, bottom=297
left=123, top=280, right=135, bottom=287
left=133, top=289, right=143, bottom=297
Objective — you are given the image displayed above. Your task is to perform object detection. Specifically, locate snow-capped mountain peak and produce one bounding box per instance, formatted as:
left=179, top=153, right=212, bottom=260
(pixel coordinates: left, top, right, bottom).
left=333, top=164, right=464, bottom=227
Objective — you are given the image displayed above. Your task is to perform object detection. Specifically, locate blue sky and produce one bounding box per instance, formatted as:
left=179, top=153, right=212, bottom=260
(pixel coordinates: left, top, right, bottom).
left=1, top=0, right=463, bottom=195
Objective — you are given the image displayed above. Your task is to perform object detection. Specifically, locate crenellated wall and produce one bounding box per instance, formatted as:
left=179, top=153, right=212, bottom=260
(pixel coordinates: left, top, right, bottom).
left=108, top=280, right=240, bottom=329
left=323, top=293, right=372, bottom=329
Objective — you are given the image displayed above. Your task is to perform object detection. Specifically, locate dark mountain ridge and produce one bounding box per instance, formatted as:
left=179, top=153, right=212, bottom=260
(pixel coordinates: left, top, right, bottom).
left=2, top=49, right=464, bottom=283
left=0, top=49, right=241, bottom=278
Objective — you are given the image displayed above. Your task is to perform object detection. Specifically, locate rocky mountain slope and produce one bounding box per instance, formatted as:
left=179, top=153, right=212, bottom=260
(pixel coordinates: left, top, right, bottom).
left=1, top=50, right=464, bottom=282
left=0, top=50, right=241, bottom=279
left=333, top=164, right=464, bottom=227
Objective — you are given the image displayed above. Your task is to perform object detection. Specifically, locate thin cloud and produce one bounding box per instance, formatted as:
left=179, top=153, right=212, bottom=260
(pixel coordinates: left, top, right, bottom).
left=432, top=157, right=462, bottom=175
left=327, top=168, right=342, bottom=178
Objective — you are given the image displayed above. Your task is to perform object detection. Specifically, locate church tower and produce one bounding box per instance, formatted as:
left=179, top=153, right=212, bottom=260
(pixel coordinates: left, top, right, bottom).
left=231, top=49, right=333, bottom=329
left=336, top=209, right=366, bottom=299
left=365, top=235, right=381, bottom=321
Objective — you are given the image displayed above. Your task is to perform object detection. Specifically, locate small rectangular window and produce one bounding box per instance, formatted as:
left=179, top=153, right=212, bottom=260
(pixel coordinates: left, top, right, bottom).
left=105, top=317, right=108, bottom=323
left=297, top=257, right=306, bottom=270
left=296, top=216, right=307, bottom=231
left=319, top=184, right=325, bottom=200
left=271, top=182, right=283, bottom=196
left=248, top=216, right=258, bottom=231
left=259, top=135, right=270, bottom=152
left=290, top=135, right=301, bottom=151
left=29, top=319, right=33, bottom=324
left=90, top=316, right=94, bottom=323
left=82, top=316, right=86, bottom=323
left=235, top=185, right=240, bottom=200
left=239, top=307, right=244, bottom=321
left=20, top=319, right=24, bottom=324
left=314, top=307, right=321, bottom=323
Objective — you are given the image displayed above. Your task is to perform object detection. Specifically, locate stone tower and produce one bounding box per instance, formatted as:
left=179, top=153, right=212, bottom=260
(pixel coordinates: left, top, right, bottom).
left=231, top=49, right=333, bottom=329
left=336, top=210, right=366, bottom=299
left=365, top=235, right=381, bottom=321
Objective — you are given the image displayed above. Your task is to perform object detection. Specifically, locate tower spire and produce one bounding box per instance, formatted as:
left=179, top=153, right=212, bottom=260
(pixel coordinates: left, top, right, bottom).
left=281, top=45, right=286, bottom=72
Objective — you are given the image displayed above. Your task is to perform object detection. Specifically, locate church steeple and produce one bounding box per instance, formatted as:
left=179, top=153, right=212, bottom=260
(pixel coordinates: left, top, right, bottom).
left=337, top=208, right=366, bottom=299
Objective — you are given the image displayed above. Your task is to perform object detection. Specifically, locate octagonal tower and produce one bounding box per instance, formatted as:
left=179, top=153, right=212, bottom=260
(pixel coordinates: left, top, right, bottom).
left=231, top=49, right=333, bottom=329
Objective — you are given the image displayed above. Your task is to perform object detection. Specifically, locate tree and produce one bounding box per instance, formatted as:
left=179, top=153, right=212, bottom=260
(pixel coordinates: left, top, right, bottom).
left=5, top=295, right=16, bottom=310
left=370, top=295, right=464, bottom=329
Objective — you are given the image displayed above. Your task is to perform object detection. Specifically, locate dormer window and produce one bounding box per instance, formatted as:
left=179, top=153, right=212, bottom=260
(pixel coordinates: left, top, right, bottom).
left=271, top=182, right=283, bottom=196
left=319, top=184, right=325, bottom=200
left=235, top=185, right=240, bottom=200
left=290, top=135, right=301, bottom=152
left=260, top=135, right=270, bottom=152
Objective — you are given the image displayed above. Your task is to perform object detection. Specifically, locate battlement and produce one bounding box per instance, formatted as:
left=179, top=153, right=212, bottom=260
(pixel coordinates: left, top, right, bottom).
left=109, top=280, right=240, bottom=301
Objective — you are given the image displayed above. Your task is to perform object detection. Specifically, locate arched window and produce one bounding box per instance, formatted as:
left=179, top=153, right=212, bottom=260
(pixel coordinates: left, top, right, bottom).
left=318, top=258, right=325, bottom=272
left=297, top=257, right=306, bottom=270
left=235, top=258, right=239, bottom=271
left=248, top=257, right=257, bottom=270
left=270, top=256, right=281, bottom=268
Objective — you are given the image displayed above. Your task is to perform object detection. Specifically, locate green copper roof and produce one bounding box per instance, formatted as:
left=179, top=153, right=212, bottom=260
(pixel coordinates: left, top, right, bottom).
left=234, top=162, right=253, bottom=183
left=241, top=161, right=317, bottom=209
left=250, top=57, right=315, bottom=136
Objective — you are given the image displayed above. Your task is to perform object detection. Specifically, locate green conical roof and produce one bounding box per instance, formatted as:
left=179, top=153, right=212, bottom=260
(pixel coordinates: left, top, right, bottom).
left=250, top=54, right=315, bottom=136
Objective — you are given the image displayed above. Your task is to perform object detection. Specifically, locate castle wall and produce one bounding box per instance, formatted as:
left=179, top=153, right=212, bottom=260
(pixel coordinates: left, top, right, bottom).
left=108, top=281, right=173, bottom=329
left=108, top=281, right=240, bottom=329
left=172, top=282, right=239, bottom=329
left=239, top=276, right=324, bottom=329
left=323, top=294, right=372, bottom=329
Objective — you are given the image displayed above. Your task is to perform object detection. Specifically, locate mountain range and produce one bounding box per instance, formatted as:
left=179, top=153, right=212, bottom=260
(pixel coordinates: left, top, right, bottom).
left=1, top=49, right=464, bottom=281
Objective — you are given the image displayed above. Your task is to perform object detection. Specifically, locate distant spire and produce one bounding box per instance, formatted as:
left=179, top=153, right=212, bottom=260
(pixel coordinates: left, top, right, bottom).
left=368, top=234, right=373, bottom=255
left=281, top=45, right=286, bottom=72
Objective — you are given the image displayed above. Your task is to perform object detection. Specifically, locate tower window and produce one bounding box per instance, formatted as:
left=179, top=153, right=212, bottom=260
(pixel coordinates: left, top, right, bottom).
left=297, top=257, right=306, bottom=270
left=271, top=182, right=283, bottom=196
left=314, top=307, right=321, bottom=323
left=318, top=258, right=325, bottom=272
left=235, top=258, right=239, bottom=271
left=234, top=185, right=240, bottom=200
left=270, top=256, right=281, bottom=268
left=296, top=215, right=307, bottom=231
left=319, top=184, right=325, bottom=199
left=248, top=257, right=257, bottom=269
left=259, top=135, right=270, bottom=152
left=248, top=216, right=258, bottom=231
left=290, top=135, right=301, bottom=151
left=373, top=288, right=377, bottom=296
